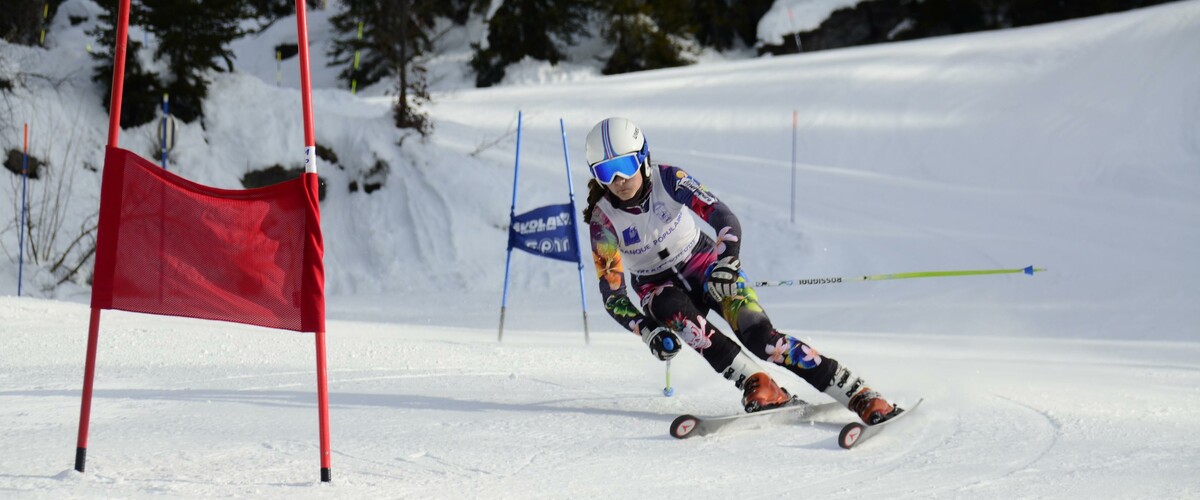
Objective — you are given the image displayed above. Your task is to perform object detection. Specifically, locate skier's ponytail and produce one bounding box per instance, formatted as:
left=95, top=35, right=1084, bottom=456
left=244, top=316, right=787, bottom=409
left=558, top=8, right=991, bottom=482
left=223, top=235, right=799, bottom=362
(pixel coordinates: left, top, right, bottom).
left=582, top=179, right=606, bottom=224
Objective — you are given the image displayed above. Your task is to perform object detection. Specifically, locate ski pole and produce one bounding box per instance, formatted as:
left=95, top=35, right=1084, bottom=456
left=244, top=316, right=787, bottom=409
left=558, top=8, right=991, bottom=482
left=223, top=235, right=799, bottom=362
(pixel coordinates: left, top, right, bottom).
left=753, top=265, right=1046, bottom=288
left=663, top=360, right=674, bottom=397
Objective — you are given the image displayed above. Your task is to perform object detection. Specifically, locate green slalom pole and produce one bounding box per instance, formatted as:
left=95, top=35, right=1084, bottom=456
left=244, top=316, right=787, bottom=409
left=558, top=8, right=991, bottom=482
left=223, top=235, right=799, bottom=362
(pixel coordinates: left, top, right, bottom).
left=753, top=265, right=1046, bottom=288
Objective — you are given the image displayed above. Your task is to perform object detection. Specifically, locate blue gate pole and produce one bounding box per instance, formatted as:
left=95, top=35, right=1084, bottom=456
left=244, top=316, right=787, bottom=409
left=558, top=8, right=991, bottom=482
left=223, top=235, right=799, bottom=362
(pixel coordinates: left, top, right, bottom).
left=18, top=123, right=28, bottom=296
left=560, top=118, right=590, bottom=344
left=498, top=111, right=523, bottom=342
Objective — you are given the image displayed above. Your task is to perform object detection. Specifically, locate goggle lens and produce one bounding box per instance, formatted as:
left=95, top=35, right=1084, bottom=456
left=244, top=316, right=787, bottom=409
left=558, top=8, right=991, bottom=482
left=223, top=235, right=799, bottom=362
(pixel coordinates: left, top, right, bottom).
left=590, top=151, right=645, bottom=185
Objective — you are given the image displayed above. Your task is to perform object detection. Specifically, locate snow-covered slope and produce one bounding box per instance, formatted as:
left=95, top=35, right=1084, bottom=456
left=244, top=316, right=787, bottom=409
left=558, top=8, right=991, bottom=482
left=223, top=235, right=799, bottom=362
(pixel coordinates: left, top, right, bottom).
left=3, top=294, right=1197, bottom=498
left=421, top=0, right=1200, bottom=341
left=1, top=1, right=1199, bottom=498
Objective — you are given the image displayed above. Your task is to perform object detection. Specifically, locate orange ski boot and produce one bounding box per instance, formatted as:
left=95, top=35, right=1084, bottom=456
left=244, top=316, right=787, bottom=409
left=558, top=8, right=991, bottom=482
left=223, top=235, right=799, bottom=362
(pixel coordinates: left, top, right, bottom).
left=848, top=388, right=895, bottom=425
left=741, top=372, right=792, bottom=413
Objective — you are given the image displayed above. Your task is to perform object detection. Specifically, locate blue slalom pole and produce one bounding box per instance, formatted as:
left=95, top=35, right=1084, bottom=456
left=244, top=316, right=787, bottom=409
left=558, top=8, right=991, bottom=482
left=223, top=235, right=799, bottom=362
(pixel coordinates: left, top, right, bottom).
left=560, top=118, right=590, bottom=344
left=18, top=123, right=28, bottom=296
left=498, top=111, right=523, bottom=342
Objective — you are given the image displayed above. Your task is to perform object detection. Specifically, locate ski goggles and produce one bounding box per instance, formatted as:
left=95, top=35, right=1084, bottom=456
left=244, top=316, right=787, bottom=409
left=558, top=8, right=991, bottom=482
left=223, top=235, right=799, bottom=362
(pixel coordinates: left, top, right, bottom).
left=589, top=145, right=648, bottom=185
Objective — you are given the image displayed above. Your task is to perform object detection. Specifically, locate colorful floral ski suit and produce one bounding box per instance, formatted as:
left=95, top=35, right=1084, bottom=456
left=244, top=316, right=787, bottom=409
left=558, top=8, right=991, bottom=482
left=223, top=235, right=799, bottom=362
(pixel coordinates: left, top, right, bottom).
left=588, top=163, right=837, bottom=389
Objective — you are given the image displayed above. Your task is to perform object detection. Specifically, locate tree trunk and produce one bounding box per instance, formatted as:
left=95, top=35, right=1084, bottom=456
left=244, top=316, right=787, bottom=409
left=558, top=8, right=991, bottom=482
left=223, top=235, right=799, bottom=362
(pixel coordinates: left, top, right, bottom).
left=397, top=0, right=409, bottom=125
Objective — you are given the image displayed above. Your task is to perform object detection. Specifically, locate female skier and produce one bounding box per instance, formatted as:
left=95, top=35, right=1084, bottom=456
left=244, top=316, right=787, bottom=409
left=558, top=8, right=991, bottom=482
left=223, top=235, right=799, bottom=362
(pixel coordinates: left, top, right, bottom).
left=582, top=117, right=895, bottom=424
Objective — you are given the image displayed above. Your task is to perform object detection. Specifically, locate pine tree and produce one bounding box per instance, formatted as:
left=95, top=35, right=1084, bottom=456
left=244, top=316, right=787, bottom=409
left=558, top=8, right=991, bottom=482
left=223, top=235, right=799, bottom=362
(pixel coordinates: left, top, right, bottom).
left=329, top=0, right=388, bottom=90
left=89, top=0, right=162, bottom=129
left=246, top=0, right=295, bottom=21
left=390, top=0, right=433, bottom=134
left=142, top=0, right=248, bottom=123
left=600, top=0, right=691, bottom=75
left=688, top=0, right=773, bottom=50
left=328, top=0, right=453, bottom=134
left=469, top=0, right=591, bottom=87
left=1, top=0, right=63, bottom=46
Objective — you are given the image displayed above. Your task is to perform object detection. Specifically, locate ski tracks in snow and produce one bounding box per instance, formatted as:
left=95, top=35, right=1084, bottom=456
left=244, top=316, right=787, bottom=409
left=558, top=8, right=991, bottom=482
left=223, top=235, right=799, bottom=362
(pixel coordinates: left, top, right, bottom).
left=778, top=392, right=1063, bottom=498
left=948, top=393, right=1063, bottom=494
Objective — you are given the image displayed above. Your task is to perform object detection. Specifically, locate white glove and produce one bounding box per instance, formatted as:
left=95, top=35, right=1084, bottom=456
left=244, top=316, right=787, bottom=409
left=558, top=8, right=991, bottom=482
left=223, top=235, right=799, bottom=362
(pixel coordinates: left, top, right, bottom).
left=706, top=256, right=743, bottom=302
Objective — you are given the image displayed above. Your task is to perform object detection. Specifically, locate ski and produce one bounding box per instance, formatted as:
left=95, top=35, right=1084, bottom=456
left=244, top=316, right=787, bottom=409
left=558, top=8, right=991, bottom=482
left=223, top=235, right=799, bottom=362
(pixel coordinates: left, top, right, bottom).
left=838, top=398, right=924, bottom=449
left=670, top=399, right=844, bottom=439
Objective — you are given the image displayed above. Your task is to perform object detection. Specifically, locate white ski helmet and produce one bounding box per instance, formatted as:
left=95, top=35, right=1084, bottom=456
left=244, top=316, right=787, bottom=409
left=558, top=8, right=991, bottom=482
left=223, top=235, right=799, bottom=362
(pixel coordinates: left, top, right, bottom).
left=585, top=117, right=649, bottom=184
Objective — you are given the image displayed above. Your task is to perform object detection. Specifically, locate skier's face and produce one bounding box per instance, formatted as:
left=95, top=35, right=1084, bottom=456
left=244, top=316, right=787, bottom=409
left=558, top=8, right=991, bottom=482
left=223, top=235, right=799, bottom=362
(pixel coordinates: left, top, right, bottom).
left=608, top=170, right=644, bottom=201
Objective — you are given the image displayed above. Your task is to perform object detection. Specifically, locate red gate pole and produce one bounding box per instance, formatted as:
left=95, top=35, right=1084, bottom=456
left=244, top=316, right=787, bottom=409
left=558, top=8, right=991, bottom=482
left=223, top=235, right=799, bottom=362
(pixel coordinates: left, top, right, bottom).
left=75, top=308, right=103, bottom=472
left=315, top=330, right=331, bottom=482
left=77, top=0, right=130, bottom=473
left=294, top=0, right=331, bottom=483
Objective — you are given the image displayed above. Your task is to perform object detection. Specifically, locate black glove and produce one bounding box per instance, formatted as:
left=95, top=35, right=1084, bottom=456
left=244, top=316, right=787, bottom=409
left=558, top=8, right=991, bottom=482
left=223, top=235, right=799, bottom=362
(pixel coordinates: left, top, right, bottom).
left=641, top=326, right=681, bottom=361
left=706, top=256, right=743, bottom=302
